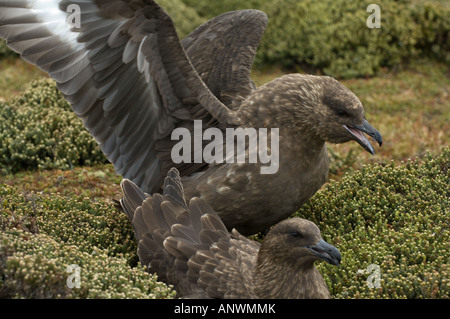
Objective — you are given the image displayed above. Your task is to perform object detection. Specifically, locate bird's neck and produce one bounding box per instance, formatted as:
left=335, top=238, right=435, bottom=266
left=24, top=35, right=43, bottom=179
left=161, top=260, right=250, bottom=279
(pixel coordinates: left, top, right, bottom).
left=236, top=97, right=328, bottom=167
left=236, top=89, right=326, bottom=163
left=280, top=126, right=326, bottom=157
left=276, top=127, right=329, bottom=191
left=253, top=255, right=330, bottom=299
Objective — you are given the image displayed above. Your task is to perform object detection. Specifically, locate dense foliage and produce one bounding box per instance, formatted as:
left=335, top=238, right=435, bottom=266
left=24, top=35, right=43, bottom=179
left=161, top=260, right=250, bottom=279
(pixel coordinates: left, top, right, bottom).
left=0, top=185, right=175, bottom=298
left=183, top=0, right=450, bottom=77
left=295, top=147, right=449, bottom=298
left=0, top=79, right=108, bottom=174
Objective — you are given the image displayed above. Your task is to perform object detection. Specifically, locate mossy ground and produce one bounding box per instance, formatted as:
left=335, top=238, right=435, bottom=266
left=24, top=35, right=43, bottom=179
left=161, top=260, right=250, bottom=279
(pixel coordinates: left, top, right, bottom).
left=0, top=183, right=176, bottom=299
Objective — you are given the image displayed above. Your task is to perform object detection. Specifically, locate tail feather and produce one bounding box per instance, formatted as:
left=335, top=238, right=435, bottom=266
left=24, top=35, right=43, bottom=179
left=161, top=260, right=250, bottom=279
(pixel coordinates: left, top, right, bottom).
left=163, top=167, right=187, bottom=210
left=119, top=167, right=248, bottom=298
left=120, top=178, right=148, bottom=221
left=144, top=194, right=169, bottom=231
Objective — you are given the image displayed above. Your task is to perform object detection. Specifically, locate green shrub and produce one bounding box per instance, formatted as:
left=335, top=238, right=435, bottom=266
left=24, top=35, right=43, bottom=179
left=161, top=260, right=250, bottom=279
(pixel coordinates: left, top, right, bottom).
left=258, top=0, right=450, bottom=78
left=182, top=0, right=450, bottom=78
left=0, top=39, right=17, bottom=59
left=0, top=78, right=108, bottom=174
left=0, top=185, right=175, bottom=298
left=410, top=1, right=450, bottom=63
left=295, top=147, right=449, bottom=298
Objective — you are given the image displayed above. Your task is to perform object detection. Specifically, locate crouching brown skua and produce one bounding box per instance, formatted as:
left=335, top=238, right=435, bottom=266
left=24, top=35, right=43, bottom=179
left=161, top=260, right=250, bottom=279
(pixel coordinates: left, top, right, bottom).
left=121, top=168, right=341, bottom=299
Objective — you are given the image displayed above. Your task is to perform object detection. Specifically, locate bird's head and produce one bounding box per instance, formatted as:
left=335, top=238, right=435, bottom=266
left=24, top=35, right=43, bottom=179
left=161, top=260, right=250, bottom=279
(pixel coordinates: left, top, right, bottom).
left=253, top=74, right=382, bottom=155
left=314, top=76, right=382, bottom=155
left=259, top=218, right=341, bottom=268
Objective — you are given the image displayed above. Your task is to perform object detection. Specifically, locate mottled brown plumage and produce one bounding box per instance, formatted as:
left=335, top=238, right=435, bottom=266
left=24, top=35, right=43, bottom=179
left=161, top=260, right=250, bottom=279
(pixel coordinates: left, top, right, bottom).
left=121, top=168, right=341, bottom=299
left=0, top=0, right=382, bottom=235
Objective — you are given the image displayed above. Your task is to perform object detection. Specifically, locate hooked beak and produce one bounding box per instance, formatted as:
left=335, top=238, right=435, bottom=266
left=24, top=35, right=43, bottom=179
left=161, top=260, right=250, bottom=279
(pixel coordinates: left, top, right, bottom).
left=343, top=119, right=383, bottom=155
left=307, top=239, right=341, bottom=266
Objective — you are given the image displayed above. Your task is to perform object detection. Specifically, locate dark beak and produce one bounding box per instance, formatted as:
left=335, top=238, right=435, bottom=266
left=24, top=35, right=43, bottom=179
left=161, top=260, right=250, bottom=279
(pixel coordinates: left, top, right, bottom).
left=343, top=119, right=383, bottom=155
left=307, top=239, right=341, bottom=266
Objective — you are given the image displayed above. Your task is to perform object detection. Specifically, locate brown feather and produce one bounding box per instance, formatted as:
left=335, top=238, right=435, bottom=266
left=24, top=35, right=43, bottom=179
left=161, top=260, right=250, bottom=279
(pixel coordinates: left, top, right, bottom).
left=119, top=168, right=341, bottom=299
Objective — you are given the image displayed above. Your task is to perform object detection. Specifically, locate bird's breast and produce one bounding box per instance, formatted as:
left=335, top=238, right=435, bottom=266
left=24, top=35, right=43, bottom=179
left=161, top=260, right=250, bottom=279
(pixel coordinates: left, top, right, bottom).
left=183, top=144, right=329, bottom=235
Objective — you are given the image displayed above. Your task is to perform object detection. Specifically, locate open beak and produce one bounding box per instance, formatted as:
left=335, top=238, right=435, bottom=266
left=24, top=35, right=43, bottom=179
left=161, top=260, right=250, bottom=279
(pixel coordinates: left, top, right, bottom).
left=307, top=239, right=341, bottom=266
left=343, top=119, right=383, bottom=155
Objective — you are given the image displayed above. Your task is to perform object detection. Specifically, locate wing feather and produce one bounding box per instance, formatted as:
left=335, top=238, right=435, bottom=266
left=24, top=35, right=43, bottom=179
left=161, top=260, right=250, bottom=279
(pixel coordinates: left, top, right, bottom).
left=0, top=0, right=241, bottom=193
left=182, top=9, right=268, bottom=108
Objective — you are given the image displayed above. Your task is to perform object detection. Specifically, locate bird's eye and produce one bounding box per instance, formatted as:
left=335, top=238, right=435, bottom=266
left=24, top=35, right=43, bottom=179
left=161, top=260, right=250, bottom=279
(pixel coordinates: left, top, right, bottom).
left=290, top=231, right=302, bottom=238
left=336, top=109, right=349, bottom=117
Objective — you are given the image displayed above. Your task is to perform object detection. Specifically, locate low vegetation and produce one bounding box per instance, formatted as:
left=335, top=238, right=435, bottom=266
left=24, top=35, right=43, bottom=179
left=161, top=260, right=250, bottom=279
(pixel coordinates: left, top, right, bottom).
left=1, top=148, right=447, bottom=298
left=183, top=0, right=450, bottom=78
left=296, top=147, right=449, bottom=298
left=0, top=185, right=175, bottom=298
left=0, top=79, right=108, bottom=175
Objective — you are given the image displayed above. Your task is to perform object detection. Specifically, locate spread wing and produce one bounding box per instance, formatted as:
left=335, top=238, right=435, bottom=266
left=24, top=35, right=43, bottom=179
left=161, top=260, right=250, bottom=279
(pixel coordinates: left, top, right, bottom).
left=120, top=167, right=260, bottom=299
left=0, top=0, right=247, bottom=193
left=155, top=8, right=269, bottom=182
left=182, top=9, right=268, bottom=109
